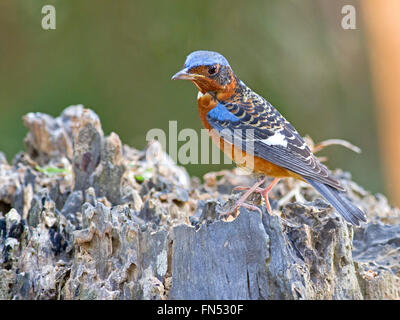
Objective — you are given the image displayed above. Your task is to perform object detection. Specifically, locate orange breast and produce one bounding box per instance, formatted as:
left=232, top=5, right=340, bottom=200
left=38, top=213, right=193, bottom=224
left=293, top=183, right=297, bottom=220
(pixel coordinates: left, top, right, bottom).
left=197, top=92, right=304, bottom=180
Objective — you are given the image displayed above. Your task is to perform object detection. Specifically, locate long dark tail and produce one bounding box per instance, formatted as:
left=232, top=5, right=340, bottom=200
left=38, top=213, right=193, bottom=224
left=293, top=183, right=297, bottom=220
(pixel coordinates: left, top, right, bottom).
left=305, top=178, right=367, bottom=226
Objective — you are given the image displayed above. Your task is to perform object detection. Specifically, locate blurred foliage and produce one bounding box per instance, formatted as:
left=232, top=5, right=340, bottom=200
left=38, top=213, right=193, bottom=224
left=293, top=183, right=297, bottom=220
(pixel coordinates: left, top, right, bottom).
left=0, top=0, right=383, bottom=194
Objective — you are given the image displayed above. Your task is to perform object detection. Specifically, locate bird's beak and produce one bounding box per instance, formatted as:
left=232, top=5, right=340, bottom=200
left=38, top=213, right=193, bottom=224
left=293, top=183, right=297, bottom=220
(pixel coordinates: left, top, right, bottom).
left=171, top=68, right=204, bottom=81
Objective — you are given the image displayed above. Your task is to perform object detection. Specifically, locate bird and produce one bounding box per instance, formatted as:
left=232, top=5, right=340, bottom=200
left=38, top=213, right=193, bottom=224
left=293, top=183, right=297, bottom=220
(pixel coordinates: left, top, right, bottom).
left=171, top=50, right=367, bottom=226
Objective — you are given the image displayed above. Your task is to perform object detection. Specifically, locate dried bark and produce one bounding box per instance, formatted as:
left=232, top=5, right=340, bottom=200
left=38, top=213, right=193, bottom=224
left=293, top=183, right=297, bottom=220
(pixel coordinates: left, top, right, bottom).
left=0, top=106, right=399, bottom=300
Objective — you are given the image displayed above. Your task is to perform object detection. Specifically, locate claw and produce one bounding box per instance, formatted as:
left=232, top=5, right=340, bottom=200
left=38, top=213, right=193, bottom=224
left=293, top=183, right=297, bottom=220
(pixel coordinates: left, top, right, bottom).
left=222, top=177, right=282, bottom=220
left=233, top=186, right=264, bottom=193
left=232, top=177, right=280, bottom=214
left=219, top=201, right=262, bottom=220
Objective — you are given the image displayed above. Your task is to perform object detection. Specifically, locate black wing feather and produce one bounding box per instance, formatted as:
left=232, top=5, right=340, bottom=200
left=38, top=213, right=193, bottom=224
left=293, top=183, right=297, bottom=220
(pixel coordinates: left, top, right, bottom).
left=207, top=95, right=345, bottom=191
left=205, top=85, right=367, bottom=225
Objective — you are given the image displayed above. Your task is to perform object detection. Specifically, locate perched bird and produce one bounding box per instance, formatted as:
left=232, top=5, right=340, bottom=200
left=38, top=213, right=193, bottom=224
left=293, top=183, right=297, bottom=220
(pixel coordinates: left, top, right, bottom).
left=172, top=50, right=367, bottom=226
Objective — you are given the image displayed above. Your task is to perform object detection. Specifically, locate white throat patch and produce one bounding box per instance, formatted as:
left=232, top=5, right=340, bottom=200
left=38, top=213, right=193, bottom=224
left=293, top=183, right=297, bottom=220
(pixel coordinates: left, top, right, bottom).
left=197, top=91, right=205, bottom=100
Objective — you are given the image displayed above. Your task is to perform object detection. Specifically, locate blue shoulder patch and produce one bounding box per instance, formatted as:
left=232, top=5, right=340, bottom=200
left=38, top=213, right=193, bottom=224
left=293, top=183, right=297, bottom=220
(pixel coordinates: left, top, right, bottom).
left=207, top=103, right=239, bottom=122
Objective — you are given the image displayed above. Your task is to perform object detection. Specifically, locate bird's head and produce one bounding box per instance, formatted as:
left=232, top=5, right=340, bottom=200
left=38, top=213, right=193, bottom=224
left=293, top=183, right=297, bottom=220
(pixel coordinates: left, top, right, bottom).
left=172, top=50, right=237, bottom=100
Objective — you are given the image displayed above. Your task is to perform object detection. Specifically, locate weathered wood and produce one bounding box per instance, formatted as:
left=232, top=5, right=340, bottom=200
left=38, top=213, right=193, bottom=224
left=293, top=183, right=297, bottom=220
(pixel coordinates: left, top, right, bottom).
left=0, top=106, right=399, bottom=300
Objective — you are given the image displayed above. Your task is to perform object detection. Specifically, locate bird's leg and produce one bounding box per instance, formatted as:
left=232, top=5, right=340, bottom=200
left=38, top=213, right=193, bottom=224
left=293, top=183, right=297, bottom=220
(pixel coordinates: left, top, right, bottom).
left=258, top=177, right=281, bottom=213
left=233, top=177, right=281, bottom=214
left=233, top=186, right=264, bottom=192
left=221, top=177, right=268, bottom=219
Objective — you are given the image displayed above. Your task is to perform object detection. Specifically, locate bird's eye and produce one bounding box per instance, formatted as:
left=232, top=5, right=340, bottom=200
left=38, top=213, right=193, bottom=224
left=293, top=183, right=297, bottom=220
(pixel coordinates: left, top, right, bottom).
left=208, top=66, right=217, bottom=75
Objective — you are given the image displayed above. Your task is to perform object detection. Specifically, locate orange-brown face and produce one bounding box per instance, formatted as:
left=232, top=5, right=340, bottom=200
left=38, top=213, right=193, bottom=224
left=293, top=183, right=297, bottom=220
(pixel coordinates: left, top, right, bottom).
left=172, top=63, right=237, bottom=99
left=186, top=65, right=223, bottom=93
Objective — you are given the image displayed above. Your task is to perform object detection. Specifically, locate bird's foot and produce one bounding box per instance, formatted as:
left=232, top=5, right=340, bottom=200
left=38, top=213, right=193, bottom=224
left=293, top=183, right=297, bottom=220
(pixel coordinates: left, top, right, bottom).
left=233, top=186, right=264, bottom=193
left=232, top=177, right=281, bottom=214
left=220, top=176, right=269, bottom=220
left=219, top=200, right=263, bottom=220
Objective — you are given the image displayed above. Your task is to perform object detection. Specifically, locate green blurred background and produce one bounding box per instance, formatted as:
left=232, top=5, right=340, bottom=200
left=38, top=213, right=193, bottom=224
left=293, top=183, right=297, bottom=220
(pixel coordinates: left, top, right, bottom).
left=0, top=0, right=383, bottom=194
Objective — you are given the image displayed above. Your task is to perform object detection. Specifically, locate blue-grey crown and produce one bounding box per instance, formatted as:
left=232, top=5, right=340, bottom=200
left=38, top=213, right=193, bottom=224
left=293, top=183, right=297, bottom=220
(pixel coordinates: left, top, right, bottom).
left=184, top=50, right=230, bottom=69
